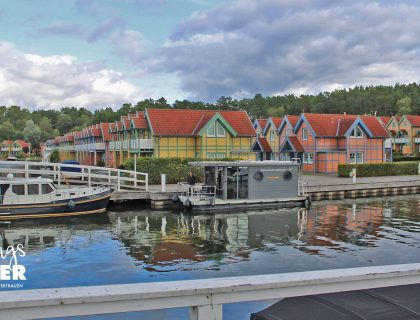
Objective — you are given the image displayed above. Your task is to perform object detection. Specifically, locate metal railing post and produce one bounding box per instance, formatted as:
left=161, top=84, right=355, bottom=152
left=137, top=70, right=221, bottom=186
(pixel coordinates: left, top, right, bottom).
left=117, top=170, right=121, bottom=191
left=24, top=163, right=29, bottom=179
left=88, top=167, right=91, bottom=187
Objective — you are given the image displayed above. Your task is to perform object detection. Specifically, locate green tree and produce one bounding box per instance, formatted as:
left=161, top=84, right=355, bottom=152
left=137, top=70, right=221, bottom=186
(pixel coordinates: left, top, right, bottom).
left=0, top=120, right=19, bottom=141
left=23, top=120, right=42, bottom=148
left=50, top=149, right=60, bottom=163
left=56, top=114, right=74, bottom=134
left=396, top=96, right=413, bottom=115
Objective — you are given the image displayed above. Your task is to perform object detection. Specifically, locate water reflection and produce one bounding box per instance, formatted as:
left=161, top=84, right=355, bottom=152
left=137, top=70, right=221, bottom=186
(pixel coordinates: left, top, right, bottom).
left=0, top=196, right=419, bottom=275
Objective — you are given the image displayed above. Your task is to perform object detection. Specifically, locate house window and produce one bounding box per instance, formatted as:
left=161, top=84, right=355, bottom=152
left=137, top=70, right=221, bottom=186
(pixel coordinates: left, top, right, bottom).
left=286, top=129, right=291, bottom=137
left=270, top=131, right=275, bottom=142
left=303, top=152, right=313, bottom=164
left=350, top=126, right=364, bottom=138
left=207, top=122, right=226, bottom=137
left=349, top=152, right=363, bottom=164
left=302, top=128, right=308, bottom=141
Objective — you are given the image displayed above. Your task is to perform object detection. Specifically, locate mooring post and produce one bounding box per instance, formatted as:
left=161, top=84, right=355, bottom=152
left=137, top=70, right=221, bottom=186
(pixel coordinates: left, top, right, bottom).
left=189, top=304, right=222, bottom=320
left=161, top=174, right=166, bottom=192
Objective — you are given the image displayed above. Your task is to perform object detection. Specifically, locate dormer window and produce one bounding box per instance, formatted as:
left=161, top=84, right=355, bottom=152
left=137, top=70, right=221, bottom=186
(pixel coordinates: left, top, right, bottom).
left=302, top=128, right=308, bottom=141
left=350, top=126, right=364, bottom=138
left=207, top=122, right=226, bottom=137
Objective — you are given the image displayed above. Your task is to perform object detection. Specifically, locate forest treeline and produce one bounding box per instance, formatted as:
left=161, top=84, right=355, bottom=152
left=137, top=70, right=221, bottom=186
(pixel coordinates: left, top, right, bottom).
left=1, top=83, right=419, bottom=148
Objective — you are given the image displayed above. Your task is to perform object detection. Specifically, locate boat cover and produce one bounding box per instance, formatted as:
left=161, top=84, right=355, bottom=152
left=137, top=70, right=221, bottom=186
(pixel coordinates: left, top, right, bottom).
left=250, top=284, right=420, bottom=320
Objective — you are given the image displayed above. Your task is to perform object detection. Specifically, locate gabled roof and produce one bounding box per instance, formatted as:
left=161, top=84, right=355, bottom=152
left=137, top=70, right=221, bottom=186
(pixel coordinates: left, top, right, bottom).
left=254, top=119, right=268, bottom=132
left=359, top=116, right=389, bottom=137
left=2, top=140, right=13, bottom=146
left=252, top=137, right=272, bottom=153
left=131, top=111, right=149, bottom=129
left=145, top=109, right=255, bottom=137
left=403, top=115, right=420, bottom=127
left=99, top=123, right=113, bottom=141
left=379, top=116, right=391, bottom=126
left=280, top=136, right=304, bottom=153
left=263, top=117, right=283, bottom=135
left=277, top=115, right=300, bottom=134
left=14, top=140, right=30, bottom=148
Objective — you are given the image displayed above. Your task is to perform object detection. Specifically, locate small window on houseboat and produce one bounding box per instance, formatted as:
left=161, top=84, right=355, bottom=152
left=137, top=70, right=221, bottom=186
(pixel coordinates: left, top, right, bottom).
left=12, top=185, right=25, bottom=195
left=42, top=184, right=54, bottom=194
left=28, top=184, right=39, bottom=195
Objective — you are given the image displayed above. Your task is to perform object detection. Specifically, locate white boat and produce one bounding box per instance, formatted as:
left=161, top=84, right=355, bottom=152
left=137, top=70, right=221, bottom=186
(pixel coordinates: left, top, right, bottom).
left=0, top=175, right=112, bottom=219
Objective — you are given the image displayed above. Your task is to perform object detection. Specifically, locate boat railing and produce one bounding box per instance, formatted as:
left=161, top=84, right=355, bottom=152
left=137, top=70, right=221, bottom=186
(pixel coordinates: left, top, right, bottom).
left=298, top=176, right=308, bottom=197
left=1, top=263, right=420, bottom=320
left=0, top=160, right=148, bottom=191
left=177, top=182, right=216, bottom=201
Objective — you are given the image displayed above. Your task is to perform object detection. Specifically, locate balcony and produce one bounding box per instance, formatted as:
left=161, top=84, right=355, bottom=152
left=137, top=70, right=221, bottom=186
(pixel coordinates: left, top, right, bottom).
left=394, top=137, right=408, bottom=144
left=414, top=137, right=420, bottom=144
left=88, top=142, right=105, bottom=151
left=122, top=140, right=130, bottom=150
left=109, top=141, right=115, bottom=150
left=130, top=139, right=154, bottom=151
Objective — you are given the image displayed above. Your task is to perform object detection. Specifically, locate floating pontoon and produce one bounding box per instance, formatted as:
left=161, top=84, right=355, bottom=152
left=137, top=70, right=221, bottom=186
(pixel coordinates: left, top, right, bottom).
left=174, top=161, right=310, bottom=212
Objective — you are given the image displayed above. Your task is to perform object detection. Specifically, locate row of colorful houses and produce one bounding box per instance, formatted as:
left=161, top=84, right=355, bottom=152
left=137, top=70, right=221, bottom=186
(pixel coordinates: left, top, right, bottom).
left=0, top=140, right=31, bottom=159
left=253, top=113, right=391, bottom=173
left=382, top=115, right=420, bottom=154
left=43, top=109, right=420, bottom=173
left=43, top=109, right=256, bottom=168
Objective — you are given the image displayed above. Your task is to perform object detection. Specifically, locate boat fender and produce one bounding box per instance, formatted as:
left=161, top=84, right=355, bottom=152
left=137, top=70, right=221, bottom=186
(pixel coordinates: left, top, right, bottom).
left=68, top=200, right=75, bottom=209
left=184, top=199, right=192, bottom=209
left=304, top=197, right=311, bottom=209
left=172, top=194, right=180, bottom=203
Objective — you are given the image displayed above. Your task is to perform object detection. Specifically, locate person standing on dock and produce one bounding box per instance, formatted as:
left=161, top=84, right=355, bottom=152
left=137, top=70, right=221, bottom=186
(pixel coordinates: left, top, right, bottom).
left=187, top=171, right=196, bottom=197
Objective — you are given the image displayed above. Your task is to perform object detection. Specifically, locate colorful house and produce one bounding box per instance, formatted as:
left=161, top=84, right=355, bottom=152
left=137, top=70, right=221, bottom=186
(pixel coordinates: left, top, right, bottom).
left=145, top=108, right=256, bottom=160
left=279, top=114, right=389, bottom=173
left=0, top=140, right=31, bottom=158
left=395, top=115, right=420, bottom=154
left=253, top=117, right=283, bottom=160
left=277, top=115, right=300, bottom=161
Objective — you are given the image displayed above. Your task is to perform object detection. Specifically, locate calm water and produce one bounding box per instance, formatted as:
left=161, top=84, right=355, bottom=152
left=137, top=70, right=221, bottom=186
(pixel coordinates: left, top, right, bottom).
left=1, top=195, right=419, bottom=319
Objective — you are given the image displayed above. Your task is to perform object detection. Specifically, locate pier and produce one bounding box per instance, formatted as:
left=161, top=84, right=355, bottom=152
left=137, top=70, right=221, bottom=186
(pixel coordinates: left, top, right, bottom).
left=0, top=263, right=419, bottom=319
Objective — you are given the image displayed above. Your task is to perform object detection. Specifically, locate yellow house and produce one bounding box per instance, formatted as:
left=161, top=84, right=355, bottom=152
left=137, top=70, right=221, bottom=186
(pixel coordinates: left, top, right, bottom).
left=396, top=115, right=420, bottom=154
left=145, top=108, right=257, bottom=160
left=252, top=117, right=282, bottom=160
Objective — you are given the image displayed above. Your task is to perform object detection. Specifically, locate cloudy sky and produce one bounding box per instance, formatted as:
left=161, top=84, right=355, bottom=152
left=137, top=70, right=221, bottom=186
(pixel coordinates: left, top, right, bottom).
left=0, top=0, right=419, bottom=109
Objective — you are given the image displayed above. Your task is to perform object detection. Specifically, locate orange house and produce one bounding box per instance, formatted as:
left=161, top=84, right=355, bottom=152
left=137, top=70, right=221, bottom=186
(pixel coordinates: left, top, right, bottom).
left=394, top=115, right=420, bottom=155
left=280, top=114, right=388, bottom=173
left=253, top=117, right=282, bottom=160
left=276, top=115, right=300, bottom=161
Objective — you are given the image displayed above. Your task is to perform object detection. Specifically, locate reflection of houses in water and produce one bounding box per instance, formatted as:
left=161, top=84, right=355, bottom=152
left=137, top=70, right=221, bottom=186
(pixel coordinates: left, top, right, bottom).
left=301, top=203, right=386, bottom=251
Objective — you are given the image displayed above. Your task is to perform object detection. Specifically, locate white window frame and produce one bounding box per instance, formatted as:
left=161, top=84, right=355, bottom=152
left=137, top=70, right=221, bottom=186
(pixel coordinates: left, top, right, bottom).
left=270, top=131, right=275, bottom=142
left=350, top=126, right=364, bottom=138
left=303, top=152, right=313, bottom=164
left=207, top=122, right=226, bottom=137
left=302, top=128, right=308, bottom=141
left=349, top=152, right=364, bottom=164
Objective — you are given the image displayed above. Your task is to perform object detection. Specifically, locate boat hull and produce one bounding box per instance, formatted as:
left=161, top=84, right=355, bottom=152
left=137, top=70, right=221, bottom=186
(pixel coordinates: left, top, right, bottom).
left=0, top=189, right=112, bottom=219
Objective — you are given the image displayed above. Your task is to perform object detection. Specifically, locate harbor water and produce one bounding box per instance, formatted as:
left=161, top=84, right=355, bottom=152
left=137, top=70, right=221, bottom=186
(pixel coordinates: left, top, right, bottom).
left=1, top=195, right=419, bottom=319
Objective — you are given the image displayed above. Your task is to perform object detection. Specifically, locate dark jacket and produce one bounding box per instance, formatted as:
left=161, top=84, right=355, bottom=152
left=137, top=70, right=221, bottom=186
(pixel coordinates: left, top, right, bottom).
left=187, top=174, right=196, bottom=185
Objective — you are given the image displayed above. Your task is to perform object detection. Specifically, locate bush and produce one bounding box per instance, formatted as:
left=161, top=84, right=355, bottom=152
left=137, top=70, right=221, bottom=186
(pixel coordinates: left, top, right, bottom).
left=393, top=155, right=420, bottom=162
left=50, top=149, right=60, bottom=163
left=338, top=161, right=420, bottom=177
left=124, top=157, right=207, bottom=184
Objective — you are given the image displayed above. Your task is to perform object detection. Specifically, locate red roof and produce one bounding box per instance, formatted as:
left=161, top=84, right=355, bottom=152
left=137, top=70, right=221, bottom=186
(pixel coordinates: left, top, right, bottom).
left=405, top=115, right=420, bottom=126
left=270, top=117, right=283, bottom=128
left=380, top=116, right=391, bottom=125
left=100, top=123, right=113, bottom=141
left=257, top=137, right=272, bottom=152
left=288, top=136, right=304, bottom=152
left=256, top=119, right=268, bottom=130
left=389, top=129, right=396, bottom=136
left=359, top=115, right=389, bottom=137
left=287, top=115, right=300, bottom=127
left=131, top=112, right=149, bottom=129
left=2, top=140, right=13, bottom=146
left=15, top=140, right=30, bottom=148
left=146, top=109, right=255, bottom=136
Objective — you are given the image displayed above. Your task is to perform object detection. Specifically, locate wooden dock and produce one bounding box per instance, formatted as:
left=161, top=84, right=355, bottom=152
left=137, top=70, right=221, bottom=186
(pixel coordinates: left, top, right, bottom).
left=111, top=177, right=420, bottom=210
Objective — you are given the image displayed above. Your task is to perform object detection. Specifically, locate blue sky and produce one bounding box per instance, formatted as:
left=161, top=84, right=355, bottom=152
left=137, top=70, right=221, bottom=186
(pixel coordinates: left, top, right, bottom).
left=0, top=0, right=419, bottom=109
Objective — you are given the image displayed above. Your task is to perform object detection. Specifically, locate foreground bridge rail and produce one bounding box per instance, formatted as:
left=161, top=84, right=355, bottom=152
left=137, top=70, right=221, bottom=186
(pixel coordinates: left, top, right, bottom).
left=0, top=160, right=148, bottom=191
left=0, top=263, right=419, bottom=320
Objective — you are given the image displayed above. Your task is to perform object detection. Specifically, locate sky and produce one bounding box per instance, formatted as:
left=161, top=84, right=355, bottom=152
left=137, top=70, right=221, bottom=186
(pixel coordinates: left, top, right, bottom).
left=0, top=0, right=419, bottom=110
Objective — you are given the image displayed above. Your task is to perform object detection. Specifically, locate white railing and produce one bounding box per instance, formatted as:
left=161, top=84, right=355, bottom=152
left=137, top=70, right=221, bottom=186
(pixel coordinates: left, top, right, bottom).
left=88, top=142, right=106, bottom=151
left=395, top=137, right=408, bottom=144
left=115, top=141, right=122, bottom=149
left=0, top=160, right=148, bottom=191
left=130, top=138, right=154, bottom=150
left=122, top=140, right=130, bottom=150
left=0, top=263, right=419, bottom=320
left=414, top=137, right=420, bottom=144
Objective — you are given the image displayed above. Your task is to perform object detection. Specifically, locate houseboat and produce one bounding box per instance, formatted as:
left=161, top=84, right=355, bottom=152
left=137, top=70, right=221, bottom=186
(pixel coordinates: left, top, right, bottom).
left=173, top=161, right=310, bottom=212
left=0, top=175, right=112, bottom=219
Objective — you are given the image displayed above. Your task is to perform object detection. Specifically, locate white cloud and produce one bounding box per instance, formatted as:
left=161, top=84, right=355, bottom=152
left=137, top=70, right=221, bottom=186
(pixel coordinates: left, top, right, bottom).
left=0, top=41, right=182, bottom=109
left=152, top=0, right=420, bottom=101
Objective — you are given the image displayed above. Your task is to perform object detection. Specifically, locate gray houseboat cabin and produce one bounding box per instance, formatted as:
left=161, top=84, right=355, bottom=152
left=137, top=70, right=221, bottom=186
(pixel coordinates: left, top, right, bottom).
left=174, top=160, right=310, bottom=212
